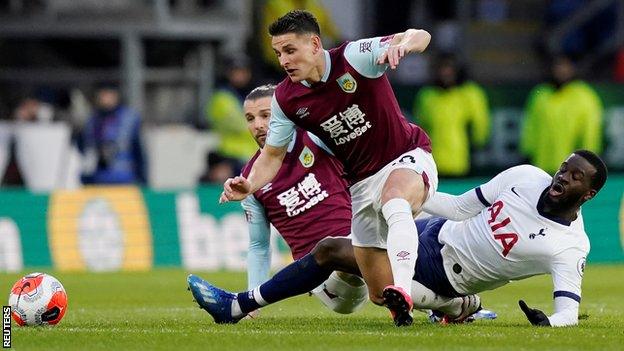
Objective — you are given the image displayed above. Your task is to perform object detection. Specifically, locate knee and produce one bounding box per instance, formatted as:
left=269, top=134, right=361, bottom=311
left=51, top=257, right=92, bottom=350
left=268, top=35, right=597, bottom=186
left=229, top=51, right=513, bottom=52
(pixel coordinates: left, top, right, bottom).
left=312, top=237, right=340, bottom=269
left=381, top=187, right=406, bottom=205
left=381, top=171, right=426, bottom=208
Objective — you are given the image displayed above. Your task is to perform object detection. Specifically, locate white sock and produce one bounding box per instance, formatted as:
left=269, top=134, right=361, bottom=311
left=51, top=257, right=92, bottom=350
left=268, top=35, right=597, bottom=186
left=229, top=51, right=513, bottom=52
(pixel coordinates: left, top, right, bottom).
left=410, top=280, right=462, bottom=316
left=231, top=286, right=267, bottom=318
left=382, top=198, right=418, bottom=294
left=231, top=300, right=244, bottom=318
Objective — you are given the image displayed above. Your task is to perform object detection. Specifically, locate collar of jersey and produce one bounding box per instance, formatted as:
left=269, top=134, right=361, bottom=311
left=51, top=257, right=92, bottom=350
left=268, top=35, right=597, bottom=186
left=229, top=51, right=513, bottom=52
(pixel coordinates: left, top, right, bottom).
left=536, top=187, right=573, bottom=226
left=301, top=50, right=331, bottom=88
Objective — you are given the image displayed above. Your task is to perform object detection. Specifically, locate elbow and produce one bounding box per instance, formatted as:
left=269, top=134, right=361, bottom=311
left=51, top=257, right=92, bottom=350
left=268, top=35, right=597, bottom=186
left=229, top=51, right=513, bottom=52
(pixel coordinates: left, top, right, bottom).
left=248, top=232, right=271, bottom=253
left=249, top=239, right=270, bottom=252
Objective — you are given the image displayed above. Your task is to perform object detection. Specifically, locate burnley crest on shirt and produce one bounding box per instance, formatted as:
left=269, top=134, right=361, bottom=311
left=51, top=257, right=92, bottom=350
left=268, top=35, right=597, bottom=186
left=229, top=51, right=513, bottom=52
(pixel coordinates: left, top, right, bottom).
left=337, top=73, right=357, bottom=93
left=299, top=146, right=315, bottom=168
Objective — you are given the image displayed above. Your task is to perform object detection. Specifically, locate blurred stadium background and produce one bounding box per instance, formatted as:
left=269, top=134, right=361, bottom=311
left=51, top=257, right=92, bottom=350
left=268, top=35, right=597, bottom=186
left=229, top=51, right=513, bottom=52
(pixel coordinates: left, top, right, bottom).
left=0, top=0, right=622, bottom=284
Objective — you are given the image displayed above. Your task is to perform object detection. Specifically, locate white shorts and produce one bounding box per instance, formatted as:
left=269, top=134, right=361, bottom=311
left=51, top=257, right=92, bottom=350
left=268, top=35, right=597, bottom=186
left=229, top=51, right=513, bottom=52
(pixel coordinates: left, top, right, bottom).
left=350, top=147, right=438, bottom=249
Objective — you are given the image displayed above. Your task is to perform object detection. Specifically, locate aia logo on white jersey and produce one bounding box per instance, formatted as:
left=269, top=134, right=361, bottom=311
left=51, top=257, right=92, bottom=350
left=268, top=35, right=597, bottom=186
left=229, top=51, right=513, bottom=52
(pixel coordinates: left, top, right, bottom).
left=296, top=107, right=310, bottom=118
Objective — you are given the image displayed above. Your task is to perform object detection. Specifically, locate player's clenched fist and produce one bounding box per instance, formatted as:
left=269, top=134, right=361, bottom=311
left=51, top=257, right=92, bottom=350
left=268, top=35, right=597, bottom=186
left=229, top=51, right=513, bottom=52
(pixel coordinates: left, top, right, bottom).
left=220, top=176, right=252, bottom=203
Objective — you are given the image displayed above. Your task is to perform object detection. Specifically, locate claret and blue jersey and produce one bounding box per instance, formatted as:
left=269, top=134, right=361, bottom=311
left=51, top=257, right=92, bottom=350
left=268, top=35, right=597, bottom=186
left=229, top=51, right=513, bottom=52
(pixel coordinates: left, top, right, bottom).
left=241, top=129, right=351, bottom=289
left=267, top=36, right=431, bottom=183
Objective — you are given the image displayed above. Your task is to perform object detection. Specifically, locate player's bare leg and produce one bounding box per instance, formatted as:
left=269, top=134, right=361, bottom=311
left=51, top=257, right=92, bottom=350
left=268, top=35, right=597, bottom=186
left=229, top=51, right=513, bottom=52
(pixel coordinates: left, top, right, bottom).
left=353, top=247, right=393, bottom=306
left=379, top=169, right=428, bottom=325
left=353, top=246, right=413, bottom=326
left=314, top=237, right=361, bottom=275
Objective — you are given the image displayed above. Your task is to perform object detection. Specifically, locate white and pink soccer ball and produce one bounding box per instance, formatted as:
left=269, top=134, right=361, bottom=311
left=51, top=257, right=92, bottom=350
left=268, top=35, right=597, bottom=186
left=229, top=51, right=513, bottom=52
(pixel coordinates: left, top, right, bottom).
left=8, top=273, right=68, bottom=326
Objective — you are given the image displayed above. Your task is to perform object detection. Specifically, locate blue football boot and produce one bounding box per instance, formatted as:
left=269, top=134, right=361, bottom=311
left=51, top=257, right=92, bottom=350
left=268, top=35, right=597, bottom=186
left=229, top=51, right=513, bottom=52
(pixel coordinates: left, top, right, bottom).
left=187, top=274, right=244, bottom=324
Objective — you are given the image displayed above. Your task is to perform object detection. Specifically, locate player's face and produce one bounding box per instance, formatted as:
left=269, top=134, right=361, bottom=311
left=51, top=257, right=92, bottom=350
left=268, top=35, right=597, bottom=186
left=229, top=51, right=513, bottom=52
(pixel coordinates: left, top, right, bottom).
left=243, top=96, right=272, bottom=148
left=547, top=154, right=597, bottom=206
left=271, top=33, right=320, bottom=83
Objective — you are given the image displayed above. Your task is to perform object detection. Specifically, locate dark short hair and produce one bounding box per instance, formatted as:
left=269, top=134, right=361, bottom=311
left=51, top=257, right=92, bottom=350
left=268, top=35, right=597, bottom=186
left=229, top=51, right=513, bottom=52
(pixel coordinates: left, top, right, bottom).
left=573, top=149, right=608, bottom=192
left=245, top=84, right=276, bottom=102
left=268, top=10, right=321, bottom=37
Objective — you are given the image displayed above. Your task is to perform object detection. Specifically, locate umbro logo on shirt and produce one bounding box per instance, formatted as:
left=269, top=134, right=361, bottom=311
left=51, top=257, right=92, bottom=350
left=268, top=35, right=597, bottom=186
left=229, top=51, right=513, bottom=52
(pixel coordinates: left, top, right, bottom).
left=296, top=107, right=310, bottom=118
left=529, top=228, right=546, bottom=239
left=396, top=251, right=411, bottom=261
left=261, top=183, right=273, bottom=193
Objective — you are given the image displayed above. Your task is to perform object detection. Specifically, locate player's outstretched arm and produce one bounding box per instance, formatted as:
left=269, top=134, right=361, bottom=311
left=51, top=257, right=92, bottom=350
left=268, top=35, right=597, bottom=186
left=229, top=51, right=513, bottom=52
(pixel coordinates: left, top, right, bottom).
left=242, top=196, right=272, bottom=290
left=422, top=190, right=484, bottom=221
left=377, top=29, right=431, bottom=69
left=220, top=144, right=287, bottom=203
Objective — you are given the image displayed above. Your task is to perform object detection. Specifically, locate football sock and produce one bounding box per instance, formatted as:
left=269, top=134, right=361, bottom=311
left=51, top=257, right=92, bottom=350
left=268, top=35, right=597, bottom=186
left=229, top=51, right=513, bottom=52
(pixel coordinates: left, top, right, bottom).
left=410, top=280, right=459, bottom=315
left=383, top=198, right=418, bottom=295
left=235, top=254, right=332, bottom=314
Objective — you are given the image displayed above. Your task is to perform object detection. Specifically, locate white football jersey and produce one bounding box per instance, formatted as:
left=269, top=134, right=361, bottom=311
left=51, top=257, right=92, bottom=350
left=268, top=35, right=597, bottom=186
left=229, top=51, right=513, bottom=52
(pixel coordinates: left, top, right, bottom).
left=435, top=165, right=589, bottom=303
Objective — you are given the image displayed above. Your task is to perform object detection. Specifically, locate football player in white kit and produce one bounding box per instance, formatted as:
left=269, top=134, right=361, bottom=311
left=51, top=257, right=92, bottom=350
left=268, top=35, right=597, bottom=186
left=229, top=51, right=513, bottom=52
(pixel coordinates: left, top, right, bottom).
left=414, top=149, right=607, bottom=326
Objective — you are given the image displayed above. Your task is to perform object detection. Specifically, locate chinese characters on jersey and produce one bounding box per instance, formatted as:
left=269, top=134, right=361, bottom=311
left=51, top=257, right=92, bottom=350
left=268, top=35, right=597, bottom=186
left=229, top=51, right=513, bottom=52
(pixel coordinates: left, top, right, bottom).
left=277, top=173, right=329, bottom=217
left=320, top=104, right=372, bottom=145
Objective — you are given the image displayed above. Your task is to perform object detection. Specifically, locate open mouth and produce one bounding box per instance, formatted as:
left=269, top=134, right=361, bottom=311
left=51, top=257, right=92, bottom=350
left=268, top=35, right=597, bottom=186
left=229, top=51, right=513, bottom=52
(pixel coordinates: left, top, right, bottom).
left=257, top=133, right=266, bottom=141
left=285, top=68, right=296, bottom=75
left=548, top=182, right=565, bottom=197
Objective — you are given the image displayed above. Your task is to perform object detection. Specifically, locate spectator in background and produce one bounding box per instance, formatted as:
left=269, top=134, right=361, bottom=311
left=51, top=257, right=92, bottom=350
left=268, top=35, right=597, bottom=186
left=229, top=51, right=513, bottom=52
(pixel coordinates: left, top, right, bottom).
left=521, top=55, right=603, bottom=174
left=202, top=56, right=258, bottom=183
left=260, top=0, right=340, bottom=77
left=3, top=94, right=57, bottom=186
left=80, top=84, right=145, bottom=184
left=413, top=54, right=490, bottom=176
left=13, top=95, right=54, bottom=123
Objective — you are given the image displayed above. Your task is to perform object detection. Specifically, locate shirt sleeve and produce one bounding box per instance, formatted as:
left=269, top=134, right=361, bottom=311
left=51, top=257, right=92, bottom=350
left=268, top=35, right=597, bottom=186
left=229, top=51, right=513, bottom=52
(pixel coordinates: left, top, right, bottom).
left=343, top=36, right=394, bottom=79
left=421, top=190, right=485, bottom=221
left=241, top=195, right=271, bottom=289
left=423, top=164, right=545, bottom=220
left=547, top=249, right=586, bottom=326
left=266, top=94, right=295, bottom=148
left=477, top=165, right=544, bottom=206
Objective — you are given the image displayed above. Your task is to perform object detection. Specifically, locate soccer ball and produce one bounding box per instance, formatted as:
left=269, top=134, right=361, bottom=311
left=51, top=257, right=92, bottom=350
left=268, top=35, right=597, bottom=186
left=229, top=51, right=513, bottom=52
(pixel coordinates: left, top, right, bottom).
left=8, top=273, right=68, bottom=326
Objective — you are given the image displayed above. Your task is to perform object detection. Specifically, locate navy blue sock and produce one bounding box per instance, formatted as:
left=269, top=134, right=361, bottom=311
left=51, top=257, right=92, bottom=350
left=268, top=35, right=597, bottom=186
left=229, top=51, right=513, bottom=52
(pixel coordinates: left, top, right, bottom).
left=237, top=254, right=332, bottom=313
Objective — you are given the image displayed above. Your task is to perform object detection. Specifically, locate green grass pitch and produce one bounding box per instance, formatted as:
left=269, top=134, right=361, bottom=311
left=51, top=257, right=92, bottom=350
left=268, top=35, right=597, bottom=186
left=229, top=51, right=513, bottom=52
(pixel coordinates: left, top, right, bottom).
left=3, top=265, right=624, bottom=350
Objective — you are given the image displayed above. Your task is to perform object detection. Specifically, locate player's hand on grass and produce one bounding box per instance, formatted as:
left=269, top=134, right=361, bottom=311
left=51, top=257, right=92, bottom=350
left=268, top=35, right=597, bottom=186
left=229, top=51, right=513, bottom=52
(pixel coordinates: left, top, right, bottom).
left=377, top=44, right=407, bottom=70
left=220, top=176, right=252, bottom=203
left=518, top=300, right=551, bottom=326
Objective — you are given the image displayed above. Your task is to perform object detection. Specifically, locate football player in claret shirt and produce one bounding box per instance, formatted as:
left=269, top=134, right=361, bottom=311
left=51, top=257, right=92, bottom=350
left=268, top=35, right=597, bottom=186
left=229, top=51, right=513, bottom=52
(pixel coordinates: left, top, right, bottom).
left=220, top=10, right=436, bottom=326
left=189, top=85, right=369, bottom=323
